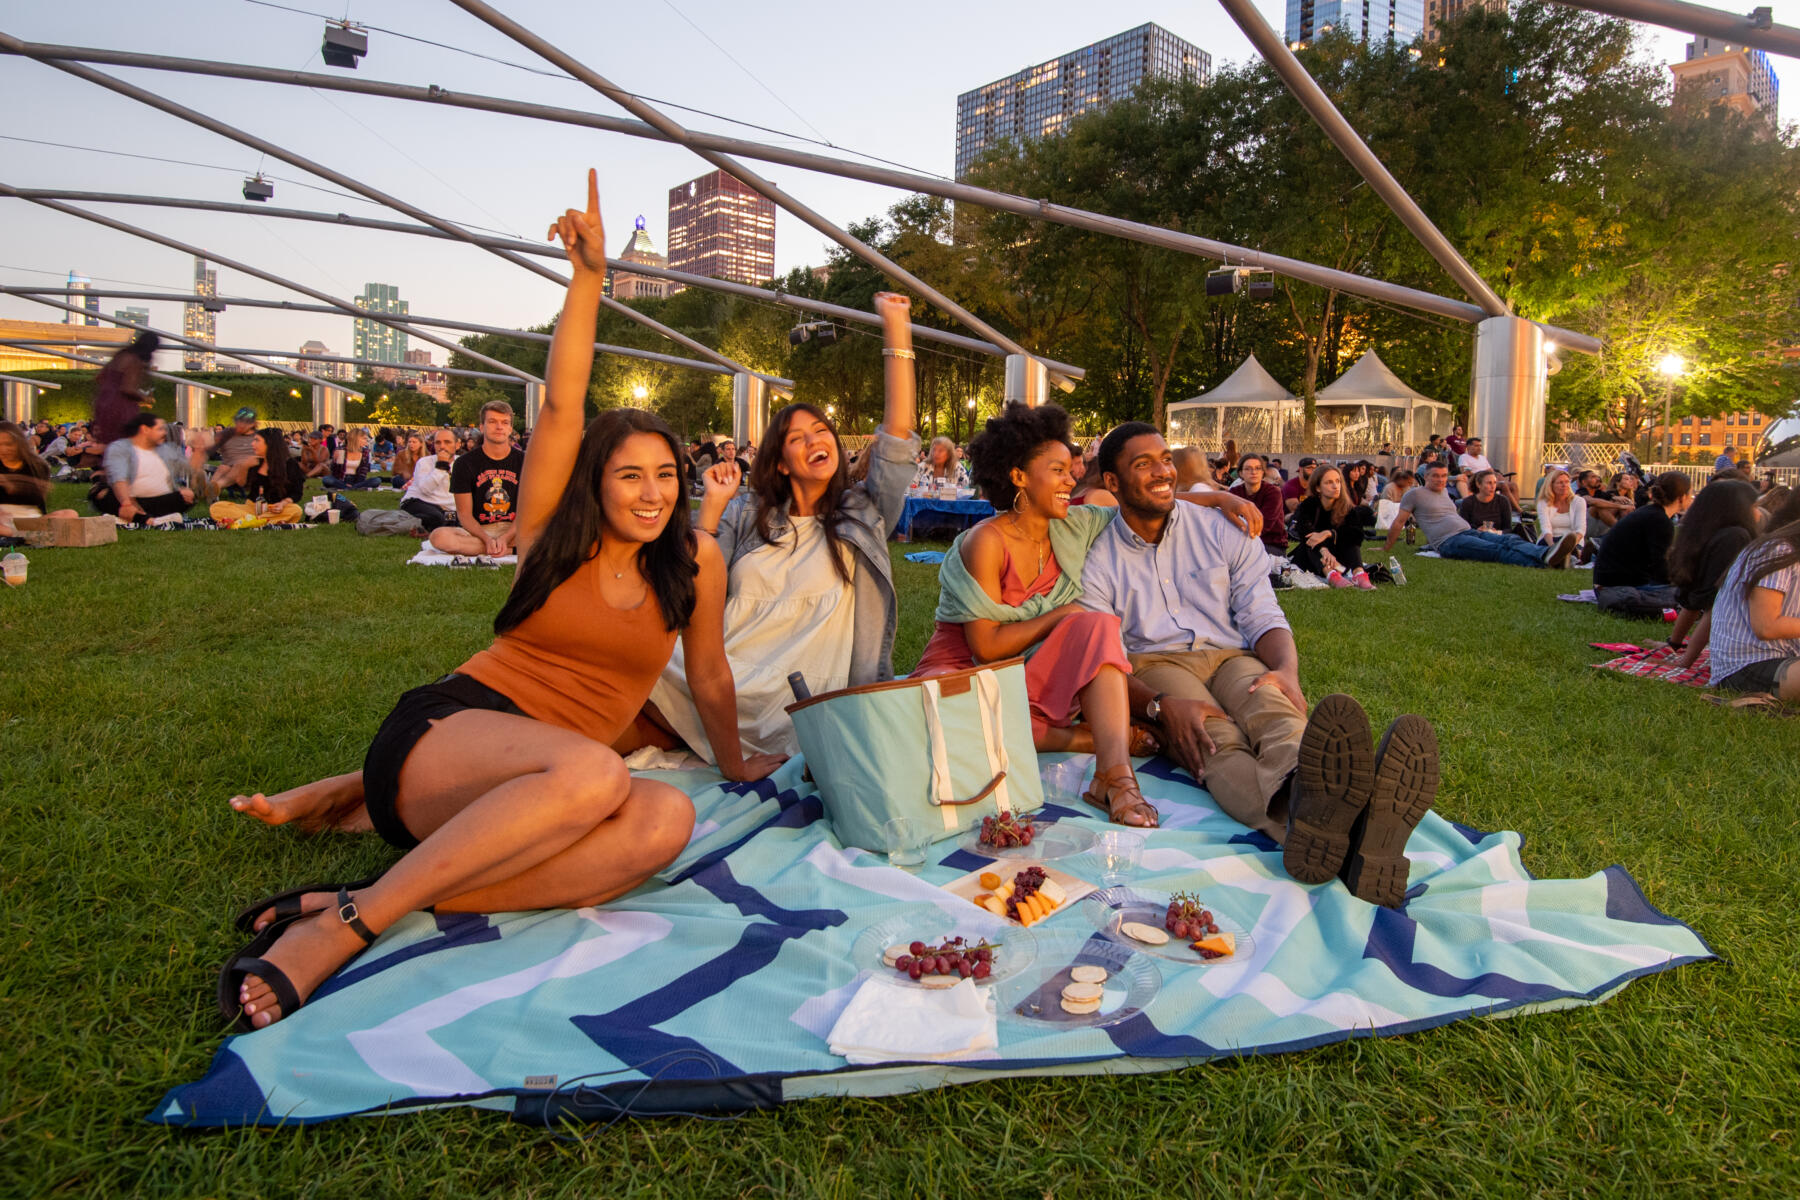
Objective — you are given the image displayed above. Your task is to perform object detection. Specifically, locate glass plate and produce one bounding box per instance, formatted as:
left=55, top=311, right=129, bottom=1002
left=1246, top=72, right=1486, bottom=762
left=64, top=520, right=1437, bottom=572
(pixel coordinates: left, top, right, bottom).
left=995, top=928, right=1161, bottom=1030
left=1081, top=887, right=1257, bottom=968
left=850, top=908, right=1037, bottom=990
left=956, top=822, right=1097, bottom=862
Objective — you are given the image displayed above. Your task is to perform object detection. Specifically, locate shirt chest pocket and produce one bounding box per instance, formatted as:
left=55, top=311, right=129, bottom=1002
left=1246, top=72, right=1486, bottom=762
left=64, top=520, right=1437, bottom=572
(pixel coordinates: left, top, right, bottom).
left=1185, top=565, right=1231, bottom=604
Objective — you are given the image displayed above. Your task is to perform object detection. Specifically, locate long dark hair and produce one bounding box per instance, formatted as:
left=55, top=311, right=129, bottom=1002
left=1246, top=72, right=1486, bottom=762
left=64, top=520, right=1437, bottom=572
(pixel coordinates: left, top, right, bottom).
left=0, top=420, right=50, bottom=480
left=254, top=429, right=297, bottom=501
left=1307, top=465, right=1350, bottom=525
left=495, top=408, right=696, bottom=635
left=1739, top=519, right=1800, bottom=605
left=967, top=402, right=1074, bottom=511
left=749, top=402, right=853, bottom=585
left=1668, top=479, right=1757, bottom=591
left=1647, top=471, right=1692, bottom=509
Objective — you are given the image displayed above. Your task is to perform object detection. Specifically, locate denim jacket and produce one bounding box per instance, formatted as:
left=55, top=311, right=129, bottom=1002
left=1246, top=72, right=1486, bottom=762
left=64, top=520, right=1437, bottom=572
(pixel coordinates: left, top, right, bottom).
left=101, top=438, right=196, bottom=494
left=713, top=428, right=919, bottom=685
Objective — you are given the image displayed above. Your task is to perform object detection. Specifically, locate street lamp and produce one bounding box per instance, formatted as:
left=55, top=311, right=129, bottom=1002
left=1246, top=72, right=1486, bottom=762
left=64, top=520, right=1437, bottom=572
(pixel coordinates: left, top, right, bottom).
left=632, top=385, right=649, bottom=401
left=1658, top=354, right=1685, bottom=464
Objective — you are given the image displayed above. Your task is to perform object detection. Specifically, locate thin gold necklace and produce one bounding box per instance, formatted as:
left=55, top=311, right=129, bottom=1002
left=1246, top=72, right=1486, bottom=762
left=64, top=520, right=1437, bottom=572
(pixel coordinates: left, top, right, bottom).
left=1009, top=511, right=1049, bottom=576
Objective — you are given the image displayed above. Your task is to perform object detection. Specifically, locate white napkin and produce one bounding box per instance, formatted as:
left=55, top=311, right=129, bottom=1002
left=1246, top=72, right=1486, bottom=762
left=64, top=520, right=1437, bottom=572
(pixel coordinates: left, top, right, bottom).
left=826, top=975, right=998, bottom=1065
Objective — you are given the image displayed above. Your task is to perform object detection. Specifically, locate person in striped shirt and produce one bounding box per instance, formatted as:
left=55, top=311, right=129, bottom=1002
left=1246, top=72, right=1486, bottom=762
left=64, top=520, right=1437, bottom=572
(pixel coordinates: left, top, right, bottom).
left=1706, top=518, right=1800, bottom=699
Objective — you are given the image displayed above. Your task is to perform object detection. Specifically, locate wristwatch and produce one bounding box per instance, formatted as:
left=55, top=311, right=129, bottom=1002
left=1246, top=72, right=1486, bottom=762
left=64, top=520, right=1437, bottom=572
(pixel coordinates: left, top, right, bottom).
left=1145, top=693, right=1166, bottom=723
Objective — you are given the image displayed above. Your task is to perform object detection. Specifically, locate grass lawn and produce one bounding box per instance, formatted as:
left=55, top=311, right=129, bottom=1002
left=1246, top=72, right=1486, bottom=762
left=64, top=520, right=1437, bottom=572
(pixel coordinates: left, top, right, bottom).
left=3, top=482, right=1795, bottom=1197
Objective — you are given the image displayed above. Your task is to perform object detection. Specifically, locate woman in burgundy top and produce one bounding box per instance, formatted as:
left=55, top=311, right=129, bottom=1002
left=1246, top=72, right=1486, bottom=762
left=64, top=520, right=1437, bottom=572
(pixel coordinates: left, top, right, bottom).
left=1228, top=454, right=1288, bottom=555
left=221, top=172, right=783, bottom=1031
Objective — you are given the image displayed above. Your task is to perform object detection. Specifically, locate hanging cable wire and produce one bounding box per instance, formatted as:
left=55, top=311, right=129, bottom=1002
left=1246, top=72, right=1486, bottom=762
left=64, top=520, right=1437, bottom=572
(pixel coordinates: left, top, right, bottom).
left=0, top=133, right=372, bottom=206
left=657, top=0, right=832, bottom=145
left=231, top=0, right=955, bottom=181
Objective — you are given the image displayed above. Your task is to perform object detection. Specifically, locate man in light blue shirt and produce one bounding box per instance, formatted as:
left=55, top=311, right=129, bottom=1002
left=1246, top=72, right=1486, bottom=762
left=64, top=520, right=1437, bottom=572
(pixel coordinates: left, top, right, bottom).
left=1081, top=424, right=1442, bottom=907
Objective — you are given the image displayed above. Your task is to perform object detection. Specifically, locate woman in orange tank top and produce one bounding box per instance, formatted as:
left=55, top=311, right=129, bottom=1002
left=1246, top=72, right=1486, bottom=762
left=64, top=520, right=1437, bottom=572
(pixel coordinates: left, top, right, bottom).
left=219, top=172, right=785, bottom=1031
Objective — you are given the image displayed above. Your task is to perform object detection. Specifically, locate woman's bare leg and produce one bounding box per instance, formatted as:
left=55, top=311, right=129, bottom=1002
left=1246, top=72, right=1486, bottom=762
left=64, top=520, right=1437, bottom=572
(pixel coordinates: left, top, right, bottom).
left=1079, top=665, right=1133, bottom=776
left=238, top=709, right=671, bottom=1028
left=230, top=772, right=371, bottom=833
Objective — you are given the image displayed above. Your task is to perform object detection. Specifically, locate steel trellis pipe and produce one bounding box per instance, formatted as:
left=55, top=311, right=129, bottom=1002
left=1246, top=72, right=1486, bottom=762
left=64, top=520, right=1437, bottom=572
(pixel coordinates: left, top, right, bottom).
left=0, top=35, right=779, bottom=389
left=0, top=185, right=536, bottom=384
left=0, top=192, right=1076, bottom=377
left=1552, top=0, right=1800, bottom=58
left=1, top=294, right=363, bottom=395
left=0, top=284, right=788, bottom=383
left=1215, top=0, right=1509, bottom=318
left=441, top=0, right=1072, bottom=387
left=0, top=36, right=1601, bottom=353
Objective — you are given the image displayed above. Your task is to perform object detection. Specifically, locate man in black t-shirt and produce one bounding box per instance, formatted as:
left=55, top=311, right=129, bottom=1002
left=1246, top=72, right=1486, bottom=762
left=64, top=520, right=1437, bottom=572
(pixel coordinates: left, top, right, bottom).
left=428, top=400, right=524, bottom=557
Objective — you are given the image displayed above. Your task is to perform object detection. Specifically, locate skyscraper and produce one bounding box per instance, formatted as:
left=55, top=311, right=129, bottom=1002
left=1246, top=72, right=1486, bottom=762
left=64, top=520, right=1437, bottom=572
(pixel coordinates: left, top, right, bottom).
left=65, top=271, right=99, bottom=326
left=298, top=339, right=348, bottom=381
left=115, top=306, right=151, bottom=327
left=1670, top=37, right=1779, bottom=127
left=666, top=171, right=775, bottom=289
left=610, top=216, right=671, bottom=301
left=353, top=283, right=409, bottom=368
left=955, top=24, right=1212, bottom=178
left=182, top=257, right=217, bottom=371
left=1285, top=0, right=1424, bottom=49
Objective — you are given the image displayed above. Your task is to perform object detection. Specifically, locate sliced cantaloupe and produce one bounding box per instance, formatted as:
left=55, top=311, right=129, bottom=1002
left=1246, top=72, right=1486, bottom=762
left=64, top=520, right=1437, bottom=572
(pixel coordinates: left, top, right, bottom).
left=1193, top=931, right=1236, bottom=957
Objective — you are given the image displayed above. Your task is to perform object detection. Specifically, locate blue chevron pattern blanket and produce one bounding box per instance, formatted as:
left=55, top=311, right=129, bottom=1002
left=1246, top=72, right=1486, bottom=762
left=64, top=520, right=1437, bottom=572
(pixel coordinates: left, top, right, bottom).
left=153, top=755, right=1713, bottom=1126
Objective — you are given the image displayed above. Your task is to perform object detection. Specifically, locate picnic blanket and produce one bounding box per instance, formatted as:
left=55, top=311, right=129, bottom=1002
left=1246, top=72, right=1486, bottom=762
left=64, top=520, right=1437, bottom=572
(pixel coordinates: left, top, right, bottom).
left=153, top=754, right=1713, bottom=1127
left=407, top=547, right=518, bottom=568
left=1590, top=642, right=1713, bottom=688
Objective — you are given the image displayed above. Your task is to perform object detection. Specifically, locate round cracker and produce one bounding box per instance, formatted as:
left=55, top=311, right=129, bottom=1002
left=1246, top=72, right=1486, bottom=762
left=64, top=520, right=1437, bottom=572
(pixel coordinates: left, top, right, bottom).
left=1069, top=965, right=1110, bottom=985
left=1121, top=921, right=1170, bottom=945
left=918, top=974, right=960, bottom=989
left=1060, top=981, right=1104, bottom=1003
left=882, top=944, right=909, bottom=967
left=1060, top=995, right=1104, bottom=1015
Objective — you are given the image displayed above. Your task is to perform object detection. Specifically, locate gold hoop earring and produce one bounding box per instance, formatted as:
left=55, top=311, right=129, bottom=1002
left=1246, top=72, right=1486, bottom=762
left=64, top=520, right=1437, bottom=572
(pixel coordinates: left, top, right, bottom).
left=1012, top=489, right=1029, bottom=515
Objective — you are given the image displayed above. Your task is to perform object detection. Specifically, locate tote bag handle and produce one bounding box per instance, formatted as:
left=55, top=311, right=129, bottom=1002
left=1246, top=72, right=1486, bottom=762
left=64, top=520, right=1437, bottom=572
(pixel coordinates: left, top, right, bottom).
left=919, top=669, right=1014, bottom=831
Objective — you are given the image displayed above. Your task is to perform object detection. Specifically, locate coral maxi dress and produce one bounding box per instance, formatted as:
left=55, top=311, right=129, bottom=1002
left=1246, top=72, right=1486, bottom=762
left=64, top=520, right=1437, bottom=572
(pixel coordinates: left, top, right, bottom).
left=911, top=543, right=1131, bottom=741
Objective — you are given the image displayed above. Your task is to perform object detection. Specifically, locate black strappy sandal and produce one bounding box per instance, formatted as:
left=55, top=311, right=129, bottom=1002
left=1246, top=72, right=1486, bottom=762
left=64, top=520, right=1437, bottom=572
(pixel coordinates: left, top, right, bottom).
left=218, top=888, right=378, bottom=1031
left=231, top=871, right=386, bottom=935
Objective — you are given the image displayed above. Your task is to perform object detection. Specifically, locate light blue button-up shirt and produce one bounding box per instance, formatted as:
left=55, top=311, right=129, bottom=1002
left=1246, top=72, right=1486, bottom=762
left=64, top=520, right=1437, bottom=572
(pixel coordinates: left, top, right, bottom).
left=1079, top=501, right=1290, bottom=654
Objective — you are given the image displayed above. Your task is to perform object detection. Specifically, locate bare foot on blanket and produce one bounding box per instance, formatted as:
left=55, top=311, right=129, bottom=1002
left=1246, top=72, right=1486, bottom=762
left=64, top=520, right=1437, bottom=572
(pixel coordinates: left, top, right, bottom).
left=230, top=771, right=371, bottom=834
left=238, top=900, right=376, bottom=1028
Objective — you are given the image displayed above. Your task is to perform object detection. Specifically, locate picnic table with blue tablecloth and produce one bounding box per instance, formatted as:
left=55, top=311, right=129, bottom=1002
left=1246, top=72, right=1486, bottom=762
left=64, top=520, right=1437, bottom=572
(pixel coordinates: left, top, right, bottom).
left=893, top=497, right=995, bottom=541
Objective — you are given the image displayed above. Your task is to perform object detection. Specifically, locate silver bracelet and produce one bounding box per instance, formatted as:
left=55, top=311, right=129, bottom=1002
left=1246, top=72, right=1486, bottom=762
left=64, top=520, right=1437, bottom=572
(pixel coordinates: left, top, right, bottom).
left=881, top=348, right=916, bottom=360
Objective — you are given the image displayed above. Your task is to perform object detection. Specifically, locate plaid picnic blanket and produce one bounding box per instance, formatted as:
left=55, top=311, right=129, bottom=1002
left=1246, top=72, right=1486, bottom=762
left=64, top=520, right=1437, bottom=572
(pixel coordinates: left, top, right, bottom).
left=1590, top=643, right=1712, bottom=687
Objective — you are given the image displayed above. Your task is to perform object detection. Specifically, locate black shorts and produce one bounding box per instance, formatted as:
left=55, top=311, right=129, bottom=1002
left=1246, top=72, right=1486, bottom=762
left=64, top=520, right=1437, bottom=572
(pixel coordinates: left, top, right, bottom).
left=362, top=673, right=527, bottom=849
left=1717, top=657, right=1795, bottom=696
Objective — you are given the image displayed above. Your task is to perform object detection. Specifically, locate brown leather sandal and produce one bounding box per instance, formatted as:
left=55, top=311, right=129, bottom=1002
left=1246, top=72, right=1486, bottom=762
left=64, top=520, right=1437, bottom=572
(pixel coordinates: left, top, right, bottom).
left=1082, top=763, right=1159, bottom=828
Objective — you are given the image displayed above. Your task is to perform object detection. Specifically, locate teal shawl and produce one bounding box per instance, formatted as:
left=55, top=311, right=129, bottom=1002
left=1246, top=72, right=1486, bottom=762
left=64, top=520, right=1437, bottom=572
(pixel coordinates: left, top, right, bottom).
left=933, top=505, right=1118, bottom=657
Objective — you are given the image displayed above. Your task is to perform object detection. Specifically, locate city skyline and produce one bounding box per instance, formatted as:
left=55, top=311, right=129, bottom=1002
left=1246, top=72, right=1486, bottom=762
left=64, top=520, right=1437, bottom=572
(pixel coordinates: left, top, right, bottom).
left=1, top=0, right=1792, bottom=396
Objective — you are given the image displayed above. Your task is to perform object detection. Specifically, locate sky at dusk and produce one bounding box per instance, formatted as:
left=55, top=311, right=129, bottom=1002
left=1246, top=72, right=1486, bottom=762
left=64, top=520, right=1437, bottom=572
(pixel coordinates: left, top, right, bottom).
left=2, top=0, right=1795, bottom=389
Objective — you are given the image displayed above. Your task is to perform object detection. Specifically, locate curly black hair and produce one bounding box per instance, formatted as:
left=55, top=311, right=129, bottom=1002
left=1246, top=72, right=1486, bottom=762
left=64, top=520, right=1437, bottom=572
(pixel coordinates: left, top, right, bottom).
left=966, top=402, right=1074, bottom=511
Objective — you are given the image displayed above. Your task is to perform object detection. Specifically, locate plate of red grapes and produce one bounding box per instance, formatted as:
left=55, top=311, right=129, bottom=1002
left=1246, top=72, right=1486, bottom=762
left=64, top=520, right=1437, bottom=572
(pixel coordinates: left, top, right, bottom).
left=850, top=909, right=1036, bottom=990
left=958, top=812, right=1096, bottom=862
left=1081, top=887, right=1255, bottom=967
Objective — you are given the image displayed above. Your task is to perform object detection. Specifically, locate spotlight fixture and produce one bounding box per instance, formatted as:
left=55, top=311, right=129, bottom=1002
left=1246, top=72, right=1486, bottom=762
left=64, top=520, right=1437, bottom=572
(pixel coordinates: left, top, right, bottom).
left=202, top=297, right=227, bottom=314
left=787, top=321, right=840, bottom=347
left=322, top=21, right=368, bottom=69
left=242, top=174, right=274, bottom=202
left=1205, top=267, right=1242, bottom=297
left=1244, top=271, right=1275, bottom=300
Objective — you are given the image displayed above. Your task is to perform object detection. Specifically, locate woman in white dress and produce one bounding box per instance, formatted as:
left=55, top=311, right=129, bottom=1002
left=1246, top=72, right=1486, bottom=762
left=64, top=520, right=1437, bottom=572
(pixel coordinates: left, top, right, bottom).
left=637, top=293, right=920, bottom=762
left=1536, top=469, right=1588, bottom=559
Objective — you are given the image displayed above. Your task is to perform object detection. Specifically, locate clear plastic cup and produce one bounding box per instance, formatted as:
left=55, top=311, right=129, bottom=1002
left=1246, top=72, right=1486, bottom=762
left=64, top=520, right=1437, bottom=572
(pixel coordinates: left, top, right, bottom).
left=326, top=509, right=340, bottom=525
left=2, top=552, right=26, bottom=587
left=1097, top=830, right=1145, bottom=888
left=881, top=816, right=935, bottom=870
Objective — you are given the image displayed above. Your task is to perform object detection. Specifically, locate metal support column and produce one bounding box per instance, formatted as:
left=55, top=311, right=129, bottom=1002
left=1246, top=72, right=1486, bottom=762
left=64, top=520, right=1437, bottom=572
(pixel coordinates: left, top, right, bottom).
left=2, top=374, right=58, bottom=424
left=523, top=381, right=545, bottom=431
left=1003, top=355, right=1049, bottom=408
left=173, top=381, right=211, bottom=429
left=1469, top=316, right=1548, bottom=488
left=731, top=373, right=768, bottom=449
left=311, top=383, right=346, bottom=431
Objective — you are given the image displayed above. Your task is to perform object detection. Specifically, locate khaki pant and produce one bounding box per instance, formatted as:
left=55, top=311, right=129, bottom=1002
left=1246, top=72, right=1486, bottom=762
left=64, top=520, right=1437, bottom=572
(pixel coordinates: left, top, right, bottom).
left=1130, top=647, right=1306, bottom=840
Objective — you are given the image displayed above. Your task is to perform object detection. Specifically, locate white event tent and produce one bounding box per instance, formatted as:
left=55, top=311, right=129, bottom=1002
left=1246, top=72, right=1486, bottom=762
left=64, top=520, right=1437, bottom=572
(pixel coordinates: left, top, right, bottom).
left=1168, top=351, right=1452, bottom=455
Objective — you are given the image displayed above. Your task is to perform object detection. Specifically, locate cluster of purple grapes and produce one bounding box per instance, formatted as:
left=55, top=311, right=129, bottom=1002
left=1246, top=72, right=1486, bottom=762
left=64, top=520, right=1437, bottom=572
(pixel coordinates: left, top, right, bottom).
left=1164, top=892, right=1221, bottom=941
left=894, top=937, right=996, bottom=981
left=979, top=813, right=1036, bottom=848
